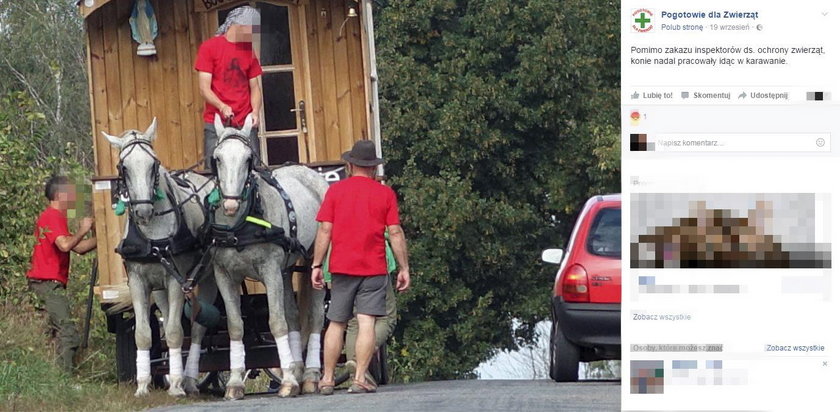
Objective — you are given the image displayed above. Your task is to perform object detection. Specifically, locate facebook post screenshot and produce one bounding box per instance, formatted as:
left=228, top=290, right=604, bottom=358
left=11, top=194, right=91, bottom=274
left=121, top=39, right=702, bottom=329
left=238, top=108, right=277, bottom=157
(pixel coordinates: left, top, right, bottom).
left=623, top=1, right=839, bottom=411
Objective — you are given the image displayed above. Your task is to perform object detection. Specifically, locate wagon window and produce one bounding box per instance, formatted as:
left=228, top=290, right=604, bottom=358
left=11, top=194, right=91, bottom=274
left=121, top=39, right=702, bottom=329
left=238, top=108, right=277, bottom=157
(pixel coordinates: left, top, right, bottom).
left=259, top=4, right=292, bottom=66
left=267, top=137, right=299, bottom=164
left=217, top=1, right=301, bottom=166
left=262, top=69, right=297, bottom=132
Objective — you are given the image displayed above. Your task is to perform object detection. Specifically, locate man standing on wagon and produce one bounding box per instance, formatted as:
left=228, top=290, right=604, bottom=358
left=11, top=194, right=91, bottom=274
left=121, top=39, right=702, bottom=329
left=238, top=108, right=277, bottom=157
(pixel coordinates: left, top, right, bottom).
left=27, top=176, right=97, bottom=373
left=311, top=140, right=411, bottom=394
left=195, top=5, right=263, bottom=167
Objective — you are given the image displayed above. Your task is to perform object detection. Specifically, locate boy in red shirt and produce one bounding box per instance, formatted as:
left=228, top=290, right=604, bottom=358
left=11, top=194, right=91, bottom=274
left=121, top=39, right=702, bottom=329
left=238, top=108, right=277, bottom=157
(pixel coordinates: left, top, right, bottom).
left=27, top=176, right=97, bottom=373
left=195, top=5, right=263, bottom=167
left=311, top=140, right=411, bottom=394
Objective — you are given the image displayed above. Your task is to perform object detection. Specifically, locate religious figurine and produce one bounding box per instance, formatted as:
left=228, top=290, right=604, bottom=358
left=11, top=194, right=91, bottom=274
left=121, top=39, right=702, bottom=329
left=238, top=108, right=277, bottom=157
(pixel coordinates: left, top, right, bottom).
left=130, top=0, right=158, bottom=56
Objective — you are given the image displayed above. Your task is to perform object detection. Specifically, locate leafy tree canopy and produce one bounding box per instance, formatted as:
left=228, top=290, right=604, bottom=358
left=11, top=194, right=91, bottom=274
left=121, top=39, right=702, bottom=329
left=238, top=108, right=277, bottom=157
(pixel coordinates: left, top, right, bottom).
left=375, top=0, right=620, bottom=381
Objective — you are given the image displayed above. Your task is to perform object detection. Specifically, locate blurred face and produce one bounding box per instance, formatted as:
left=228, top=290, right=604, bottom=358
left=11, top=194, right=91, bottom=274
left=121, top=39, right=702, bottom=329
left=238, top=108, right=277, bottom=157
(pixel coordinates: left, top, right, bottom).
left=54, top=184, right=78, bottom=212
left=56, top=184, right=77, bottom=203
left=230, top=24, right=259, bottom=43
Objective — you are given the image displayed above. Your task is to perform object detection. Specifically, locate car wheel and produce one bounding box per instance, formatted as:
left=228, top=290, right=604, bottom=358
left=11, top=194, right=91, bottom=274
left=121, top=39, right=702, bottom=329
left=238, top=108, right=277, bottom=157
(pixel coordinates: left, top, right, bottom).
left=550, top=316, right=580, bottom=382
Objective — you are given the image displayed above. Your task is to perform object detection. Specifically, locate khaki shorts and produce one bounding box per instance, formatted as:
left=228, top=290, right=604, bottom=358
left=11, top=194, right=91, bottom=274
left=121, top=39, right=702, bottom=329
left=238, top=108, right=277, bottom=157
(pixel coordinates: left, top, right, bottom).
left=327, top=274, right=388, bottom=322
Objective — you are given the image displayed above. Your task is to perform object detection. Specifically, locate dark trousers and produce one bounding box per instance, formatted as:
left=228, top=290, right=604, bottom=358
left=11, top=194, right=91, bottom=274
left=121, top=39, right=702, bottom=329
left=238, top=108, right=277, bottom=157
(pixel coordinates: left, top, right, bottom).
left=29, top=280, right=80, bottom=373
left=203, top=123, right=261, bottom=168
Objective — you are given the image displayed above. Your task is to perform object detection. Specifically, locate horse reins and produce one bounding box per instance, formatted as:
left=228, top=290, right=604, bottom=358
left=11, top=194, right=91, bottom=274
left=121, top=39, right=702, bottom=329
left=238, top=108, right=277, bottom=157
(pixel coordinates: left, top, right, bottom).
left=115, top=135, right=182, bottom=221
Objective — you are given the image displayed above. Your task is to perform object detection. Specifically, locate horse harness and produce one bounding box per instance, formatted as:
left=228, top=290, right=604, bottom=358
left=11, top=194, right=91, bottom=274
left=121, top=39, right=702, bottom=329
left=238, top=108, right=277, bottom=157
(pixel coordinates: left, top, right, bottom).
left=203, top=133, right=306, bottom=258
left=114, top=137, right=212, bottom=294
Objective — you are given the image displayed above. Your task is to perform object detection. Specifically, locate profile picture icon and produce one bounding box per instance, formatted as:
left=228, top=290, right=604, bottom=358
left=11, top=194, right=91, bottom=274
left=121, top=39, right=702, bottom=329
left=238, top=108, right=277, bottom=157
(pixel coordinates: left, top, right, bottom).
left=632, top=9, right=654, bottom=33
left=630, top=110, right=641, bottom=126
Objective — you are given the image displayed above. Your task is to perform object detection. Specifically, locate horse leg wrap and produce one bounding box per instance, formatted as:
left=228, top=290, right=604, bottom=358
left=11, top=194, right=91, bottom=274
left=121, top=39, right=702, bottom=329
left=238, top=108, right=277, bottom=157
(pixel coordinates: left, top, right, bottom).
left=289, top=331, right=303, bottom=363
left=275, top=335, right=295, bottom=370
left=185, top=343, right=201, bottom=379
left=230, top=340, right=246, bottom=371
left=169, top=348, right=183, bottom=377
left=305, top=333, right=321, bottom=369
left=137, top=349, right=151, bottom=380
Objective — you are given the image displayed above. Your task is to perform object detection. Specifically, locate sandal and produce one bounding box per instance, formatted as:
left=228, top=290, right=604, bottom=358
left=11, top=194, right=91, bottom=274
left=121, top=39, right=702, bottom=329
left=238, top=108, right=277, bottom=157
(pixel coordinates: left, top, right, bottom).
left=318, top=380, right=335, bottom=396
left=348, top=379, right=377, bottom=394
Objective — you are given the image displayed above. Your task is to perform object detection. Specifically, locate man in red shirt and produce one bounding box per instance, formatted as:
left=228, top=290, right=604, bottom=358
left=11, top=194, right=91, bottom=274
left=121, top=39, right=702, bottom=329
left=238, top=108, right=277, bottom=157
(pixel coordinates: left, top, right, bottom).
left=27, top=176, right=97, bottom=373
left=195, top=5, right=263, bottom=167
left=311, top=140, right=411, bottom=394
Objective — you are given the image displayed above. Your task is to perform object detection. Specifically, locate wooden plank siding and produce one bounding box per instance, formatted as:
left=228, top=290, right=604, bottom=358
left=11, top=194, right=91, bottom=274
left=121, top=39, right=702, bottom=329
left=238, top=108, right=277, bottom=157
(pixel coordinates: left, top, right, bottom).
left=84, top=0, right=371, bottom=290
left=303, top=0, right=368, bottom=159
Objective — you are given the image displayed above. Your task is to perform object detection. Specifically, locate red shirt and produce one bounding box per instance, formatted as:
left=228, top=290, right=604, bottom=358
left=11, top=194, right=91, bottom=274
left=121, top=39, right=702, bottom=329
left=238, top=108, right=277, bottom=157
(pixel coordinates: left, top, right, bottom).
left=194, top=36, right=263, bottom=126
left=316, top=176, right=401, bottom=276
left=27, top=207, right=71, bottom=285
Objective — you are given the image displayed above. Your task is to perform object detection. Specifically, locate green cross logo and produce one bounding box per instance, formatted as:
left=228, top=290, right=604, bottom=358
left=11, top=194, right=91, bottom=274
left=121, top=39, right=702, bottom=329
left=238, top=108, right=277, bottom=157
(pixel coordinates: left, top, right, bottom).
left=635, top=13, right=650, bottom=28
left=632, top=9, right=654, bottom=32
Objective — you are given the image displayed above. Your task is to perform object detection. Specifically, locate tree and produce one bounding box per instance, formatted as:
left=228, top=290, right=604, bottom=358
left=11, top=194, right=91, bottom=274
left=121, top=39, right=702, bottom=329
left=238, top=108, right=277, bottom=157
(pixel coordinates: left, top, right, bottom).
left=0, top=0, right=91, bottom=166
left=375, top=0, right=620, bottom=381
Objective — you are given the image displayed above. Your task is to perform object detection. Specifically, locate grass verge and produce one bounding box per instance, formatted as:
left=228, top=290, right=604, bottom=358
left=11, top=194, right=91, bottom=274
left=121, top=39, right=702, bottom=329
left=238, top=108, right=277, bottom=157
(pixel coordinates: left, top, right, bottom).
left=0, top=304, right=212, bottom=411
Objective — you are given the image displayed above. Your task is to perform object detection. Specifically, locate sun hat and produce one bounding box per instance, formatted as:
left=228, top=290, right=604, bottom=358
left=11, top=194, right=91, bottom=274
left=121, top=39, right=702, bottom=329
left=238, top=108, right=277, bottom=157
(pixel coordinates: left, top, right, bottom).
left=341, top=140, right=384, bottom=167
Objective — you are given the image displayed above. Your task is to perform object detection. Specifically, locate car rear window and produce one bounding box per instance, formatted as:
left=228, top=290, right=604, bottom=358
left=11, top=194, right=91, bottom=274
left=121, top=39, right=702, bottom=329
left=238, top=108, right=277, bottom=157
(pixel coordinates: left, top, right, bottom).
left=586, top=207, right=621, bottom=258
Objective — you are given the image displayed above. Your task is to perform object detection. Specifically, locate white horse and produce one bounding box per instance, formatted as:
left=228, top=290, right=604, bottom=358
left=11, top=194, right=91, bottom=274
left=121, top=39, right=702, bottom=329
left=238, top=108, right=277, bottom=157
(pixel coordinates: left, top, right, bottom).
left=102, top=119, right=218, bottom=397
left=209, top=114, right=328, bottom=399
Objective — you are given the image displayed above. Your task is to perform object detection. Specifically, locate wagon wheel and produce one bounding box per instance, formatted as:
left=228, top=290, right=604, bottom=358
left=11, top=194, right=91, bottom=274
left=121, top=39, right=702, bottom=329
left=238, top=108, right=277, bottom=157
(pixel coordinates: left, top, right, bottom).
left=197, top=370, right=232, bottom=396
left=264, top=368, right=286, bottom=393
left=196, top=370, right=224, bottom=394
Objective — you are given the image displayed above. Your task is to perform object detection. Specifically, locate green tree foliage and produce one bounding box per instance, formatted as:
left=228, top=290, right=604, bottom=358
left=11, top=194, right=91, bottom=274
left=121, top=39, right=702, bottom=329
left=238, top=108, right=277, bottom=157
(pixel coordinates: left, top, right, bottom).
left=375, top=0, right=620, bottom=381
left=0, top=0, right=91, bottom=166
left=0, top=92, right=92, bottom=302
left=0, top=0, right=99, bottom=327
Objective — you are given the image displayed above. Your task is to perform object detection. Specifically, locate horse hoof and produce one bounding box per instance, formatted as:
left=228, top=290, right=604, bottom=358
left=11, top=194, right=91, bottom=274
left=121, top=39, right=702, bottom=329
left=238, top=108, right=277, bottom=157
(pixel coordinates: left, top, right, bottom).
left=168, top=375, right=186, bottom=397
left=291, top=362, right=305, bottom=382
left=302, top=380, right=318, bottom=395
left=135, top=377, right=151, bottom=397
left=183, top=377, right=200, bottom=396
left=279, top=382, right=300, bottom=398
left=168, top=387, right=187, bottom=398
left=224, top=386, right=245, bottom=401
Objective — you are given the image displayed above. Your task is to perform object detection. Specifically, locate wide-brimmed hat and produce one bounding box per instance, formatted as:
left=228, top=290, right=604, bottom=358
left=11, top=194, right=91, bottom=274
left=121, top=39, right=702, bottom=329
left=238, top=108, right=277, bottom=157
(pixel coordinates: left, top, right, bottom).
left=341, top=140, right=384, bottom=167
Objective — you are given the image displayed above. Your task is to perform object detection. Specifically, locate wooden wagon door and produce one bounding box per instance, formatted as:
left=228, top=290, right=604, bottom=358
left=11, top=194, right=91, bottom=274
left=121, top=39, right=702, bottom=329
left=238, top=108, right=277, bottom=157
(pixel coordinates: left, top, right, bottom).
left=217, top=1, right=310, bottom=165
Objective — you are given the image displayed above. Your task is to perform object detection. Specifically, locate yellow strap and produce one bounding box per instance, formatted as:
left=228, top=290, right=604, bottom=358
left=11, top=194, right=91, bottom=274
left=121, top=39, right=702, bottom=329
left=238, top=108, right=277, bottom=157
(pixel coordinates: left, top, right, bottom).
left=245, top=216, right=272, bottom=228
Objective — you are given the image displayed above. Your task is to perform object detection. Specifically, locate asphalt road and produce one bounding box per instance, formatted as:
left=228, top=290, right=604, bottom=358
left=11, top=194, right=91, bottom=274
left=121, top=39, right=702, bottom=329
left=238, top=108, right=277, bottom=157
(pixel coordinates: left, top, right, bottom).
left=154, top=380, right=620, bottom=412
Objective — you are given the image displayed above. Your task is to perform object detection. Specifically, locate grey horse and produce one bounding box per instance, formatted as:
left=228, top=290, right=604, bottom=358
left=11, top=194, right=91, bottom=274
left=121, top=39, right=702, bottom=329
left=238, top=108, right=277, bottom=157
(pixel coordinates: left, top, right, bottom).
left=209, top=114, right=328, bottom=399
left=102, top=119, right=218, bottom=397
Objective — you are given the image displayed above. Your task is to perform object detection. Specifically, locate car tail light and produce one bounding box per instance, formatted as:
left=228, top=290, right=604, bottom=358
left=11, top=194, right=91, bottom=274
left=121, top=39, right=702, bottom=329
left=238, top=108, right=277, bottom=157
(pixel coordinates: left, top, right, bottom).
left=561, top=264, right=590, bottom=302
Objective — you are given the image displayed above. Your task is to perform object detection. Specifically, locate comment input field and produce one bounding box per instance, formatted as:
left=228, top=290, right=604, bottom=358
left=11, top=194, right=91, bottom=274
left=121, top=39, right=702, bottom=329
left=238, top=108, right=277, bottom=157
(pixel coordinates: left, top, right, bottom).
left=635, top=133, right=831, bottom=152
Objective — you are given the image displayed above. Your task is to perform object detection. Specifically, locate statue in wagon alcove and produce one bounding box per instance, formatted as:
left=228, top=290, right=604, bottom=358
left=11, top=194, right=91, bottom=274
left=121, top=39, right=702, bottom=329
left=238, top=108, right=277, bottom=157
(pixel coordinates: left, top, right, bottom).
left=101, top=119, right=218, bottom=397
left=129, top=0, right=158, bottom=56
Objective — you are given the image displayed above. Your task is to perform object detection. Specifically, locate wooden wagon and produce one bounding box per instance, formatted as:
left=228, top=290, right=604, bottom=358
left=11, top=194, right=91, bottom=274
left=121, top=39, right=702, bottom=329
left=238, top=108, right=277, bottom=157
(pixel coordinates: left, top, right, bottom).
left=79, top=0, right=384, bottom=385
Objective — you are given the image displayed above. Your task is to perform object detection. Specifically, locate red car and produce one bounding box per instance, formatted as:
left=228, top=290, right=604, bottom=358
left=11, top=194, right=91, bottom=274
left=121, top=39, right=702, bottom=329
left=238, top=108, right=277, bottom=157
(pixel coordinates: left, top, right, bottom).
left=543, top=194, right=621, bottom=382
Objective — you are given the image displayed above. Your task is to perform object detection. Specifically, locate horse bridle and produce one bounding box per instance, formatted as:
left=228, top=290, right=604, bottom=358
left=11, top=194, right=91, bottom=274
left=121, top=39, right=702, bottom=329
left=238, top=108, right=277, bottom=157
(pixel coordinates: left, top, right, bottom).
left=117, top=134, right=161, bottom=209
left=212, top=133, right=258, bottom=201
